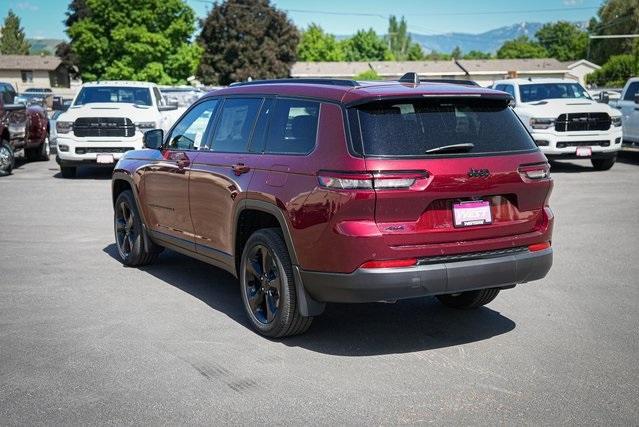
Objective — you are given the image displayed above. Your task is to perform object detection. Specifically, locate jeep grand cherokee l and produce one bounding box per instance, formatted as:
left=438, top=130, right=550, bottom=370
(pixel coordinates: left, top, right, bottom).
left=111, top=76, right=554, bottom=338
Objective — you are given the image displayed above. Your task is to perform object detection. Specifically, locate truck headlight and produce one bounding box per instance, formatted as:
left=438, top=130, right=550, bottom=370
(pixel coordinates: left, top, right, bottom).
left=612, top=116, right=622, bottom=127
left=529, top=118, right=555, bottom=130
left=135, top=122, right=157, bottom=132
left=56, top=121, right=73, bottom=134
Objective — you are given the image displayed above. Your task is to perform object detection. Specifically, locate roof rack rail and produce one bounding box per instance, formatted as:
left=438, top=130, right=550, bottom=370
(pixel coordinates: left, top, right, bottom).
left=399, top=72, right=420, bottom=85
left=230, top=78, right=359, bottom=87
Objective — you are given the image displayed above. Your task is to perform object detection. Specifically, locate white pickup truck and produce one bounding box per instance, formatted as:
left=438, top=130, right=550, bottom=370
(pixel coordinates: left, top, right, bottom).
left=55, top=81, right=178, bottom=178
left=609, top=77, right=639, bottom=147
left=493, top=78, right=623, bottom=170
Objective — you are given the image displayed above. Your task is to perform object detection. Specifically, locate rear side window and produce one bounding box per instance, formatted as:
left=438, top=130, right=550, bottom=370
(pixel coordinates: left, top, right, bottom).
left=264, top=99, right=319, bottom=154
left=351, top=98, right=536, bottom=157
left=210, top=98, right=262, bottom=153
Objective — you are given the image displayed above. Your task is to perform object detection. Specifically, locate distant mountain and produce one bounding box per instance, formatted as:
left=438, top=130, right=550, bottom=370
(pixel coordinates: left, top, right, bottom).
left=410, top=22, right=545, bottom=54
left=27, top=38, right=64, bottom=55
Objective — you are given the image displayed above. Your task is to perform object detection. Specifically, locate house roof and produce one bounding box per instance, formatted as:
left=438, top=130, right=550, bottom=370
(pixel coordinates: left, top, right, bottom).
left=291, top=60, right=463, bottom=78
left=291, top=58, right=571, bottom=78
left=0, top=55, right=62, bottom=71
left=562, top=59, right=601, bottom=70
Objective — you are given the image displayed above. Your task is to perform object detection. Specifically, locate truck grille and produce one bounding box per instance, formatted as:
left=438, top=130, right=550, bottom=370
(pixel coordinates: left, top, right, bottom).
left=554, top=113, right=611, bottom=132
left=73, top=117, right=135, bottom=138
left=556, top=140, right=610, bottom=148
left=75, top=147, right=135, bottom=154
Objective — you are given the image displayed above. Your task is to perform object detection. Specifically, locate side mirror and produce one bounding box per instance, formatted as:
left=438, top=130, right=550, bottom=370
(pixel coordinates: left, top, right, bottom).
left=508, top=98, right=516, bottom=108
left=598, top=91, right=610, bottom=104
left=143, top=129, right=164, bottom=150
left=158, top=103, right=178, bottom=112
left=634, top=93, right=639, bottom=104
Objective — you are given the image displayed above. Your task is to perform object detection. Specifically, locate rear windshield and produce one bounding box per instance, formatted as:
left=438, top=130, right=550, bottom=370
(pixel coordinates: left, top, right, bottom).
left=351, top=98, right=536, bottom=157
left=74, top=86, right=152, bottom=106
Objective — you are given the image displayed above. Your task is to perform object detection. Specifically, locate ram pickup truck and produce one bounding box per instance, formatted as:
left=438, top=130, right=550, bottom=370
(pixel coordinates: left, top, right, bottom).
left=0, top=82, right=50, bottom=176
left=609, top=77, right=639, bottom=146
left=55, top=81, right=177, bottom=178
left=493, top=78, right=623, bottom=170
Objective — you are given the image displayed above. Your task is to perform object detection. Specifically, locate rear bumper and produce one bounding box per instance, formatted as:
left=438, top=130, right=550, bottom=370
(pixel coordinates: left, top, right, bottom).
left=298, top=248, right=552, bottom=303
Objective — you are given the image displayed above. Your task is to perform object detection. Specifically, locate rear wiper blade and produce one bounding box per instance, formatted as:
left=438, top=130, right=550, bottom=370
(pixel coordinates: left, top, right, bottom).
left=425, top=143, right=474, bottom=154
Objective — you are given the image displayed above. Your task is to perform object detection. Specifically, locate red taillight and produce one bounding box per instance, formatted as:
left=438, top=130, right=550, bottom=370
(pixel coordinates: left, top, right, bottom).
left=318, top=170, right=428, bottom=190
left=360, top=258, right=417, bottom=269
left=518, top=162, right=550, bottom=182
left=528, top=242, right=551, bottom=252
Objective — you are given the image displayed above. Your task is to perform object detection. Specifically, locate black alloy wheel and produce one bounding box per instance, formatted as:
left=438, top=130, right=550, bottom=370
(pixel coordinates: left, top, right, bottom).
left=244, top=244, right=282, bottom=324
left=115, top=199, right=137, bottom=260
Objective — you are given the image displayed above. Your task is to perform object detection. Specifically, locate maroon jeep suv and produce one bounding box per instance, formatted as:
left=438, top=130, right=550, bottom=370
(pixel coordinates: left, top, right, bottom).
left=111, top=76, right=554, bottom=337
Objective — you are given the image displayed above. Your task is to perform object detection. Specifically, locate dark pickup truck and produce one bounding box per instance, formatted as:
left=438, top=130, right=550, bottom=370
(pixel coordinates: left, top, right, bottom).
left=0, top=82, right=50, bottom=176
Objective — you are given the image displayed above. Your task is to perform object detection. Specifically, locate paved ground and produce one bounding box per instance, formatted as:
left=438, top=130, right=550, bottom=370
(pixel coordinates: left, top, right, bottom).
left=1, top=156, right=638, bottom=425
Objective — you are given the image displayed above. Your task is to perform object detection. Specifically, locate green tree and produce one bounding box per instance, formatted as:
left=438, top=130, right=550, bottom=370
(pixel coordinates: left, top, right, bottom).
left=463, top=50, right=492, bottom=60
left=298, top=24, right=344, bottom=61
left=67, top=0, right=201, bottom=84
left=424, top=50, right=451, bottom=60
left=342, top=28, right=392, bottom=61
left=588, top=0, right=639, bottom=64
left=387, top=15, right=411, bottom=60
left=451, top=46, right=462, bottom=59
left=496, top=36, right=548, bottom=59
left=0, top=10, right=31, bottom=55
left=535, top=21, right=587, bottom=61
left=407, top=42, right=424, bottom=60
left=587, top=54, right=638, bottom=87
left=56, top=0, right=90, bottom=76
left=354, top=69, right=380, bottom=80
left=198, top=0, right=298, bottom=85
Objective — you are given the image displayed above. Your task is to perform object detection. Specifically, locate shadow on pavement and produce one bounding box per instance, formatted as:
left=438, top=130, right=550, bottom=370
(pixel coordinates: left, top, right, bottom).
left=549, top=160, right=595, bottom=173
left=104, top=244, right=516, bottom=356
left=52, top=166, right=113, bottom=180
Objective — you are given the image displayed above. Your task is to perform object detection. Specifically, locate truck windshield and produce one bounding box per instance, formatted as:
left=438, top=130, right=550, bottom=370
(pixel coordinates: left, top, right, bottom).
left=74, top=87, right=152, bottom=106
left=519, top=83, right=591, bottom=103
left=351, top=98, right=536, bottom=157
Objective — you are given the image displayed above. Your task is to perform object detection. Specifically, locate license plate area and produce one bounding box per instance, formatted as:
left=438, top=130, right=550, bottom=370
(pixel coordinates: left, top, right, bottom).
left=453, top=200, right=492, bottom=228
left=576, top=146, right=592, bottom=157
left=96, top=154, right=114, bottom=164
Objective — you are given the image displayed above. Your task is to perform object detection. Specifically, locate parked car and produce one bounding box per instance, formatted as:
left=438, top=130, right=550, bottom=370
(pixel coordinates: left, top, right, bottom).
left=159, top=86, right=204, bottom=129
left=15, top=91, right=54, bottom=110
left=493, top=78, right=623, bottom=170
left=48, top=110, right=66, bottom=155
left=55, top=81, right=178, bottom=178
left=111, top=76, right=554, bottom=338
left=609, top=77, right=639, bottom=146
left=0, top=82, right=50, bottom=176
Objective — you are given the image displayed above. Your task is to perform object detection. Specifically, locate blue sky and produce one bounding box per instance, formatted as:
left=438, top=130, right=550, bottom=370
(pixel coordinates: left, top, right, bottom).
left=2, top=0, right=603, bottom=40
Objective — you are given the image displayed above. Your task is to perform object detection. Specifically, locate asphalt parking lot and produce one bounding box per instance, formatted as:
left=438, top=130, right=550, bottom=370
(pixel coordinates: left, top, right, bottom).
left=1, top=156, right=638, bottom=425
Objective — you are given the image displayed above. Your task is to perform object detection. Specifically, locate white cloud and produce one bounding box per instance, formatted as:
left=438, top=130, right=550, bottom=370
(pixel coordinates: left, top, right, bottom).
left=15, top=2, right=40, bottom=12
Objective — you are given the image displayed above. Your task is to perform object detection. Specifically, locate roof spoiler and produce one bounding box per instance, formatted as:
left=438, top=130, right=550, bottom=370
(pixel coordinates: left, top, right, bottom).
left=399, top=72, right=420, bottom=85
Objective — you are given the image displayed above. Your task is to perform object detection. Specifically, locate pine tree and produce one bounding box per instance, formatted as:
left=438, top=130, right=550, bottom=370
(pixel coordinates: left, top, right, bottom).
left=0, top=10, right=31, bottom=55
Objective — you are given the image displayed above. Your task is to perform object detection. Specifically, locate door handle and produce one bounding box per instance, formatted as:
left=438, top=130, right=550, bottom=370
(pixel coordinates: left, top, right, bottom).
left=232, top=163, right=251, bottom=176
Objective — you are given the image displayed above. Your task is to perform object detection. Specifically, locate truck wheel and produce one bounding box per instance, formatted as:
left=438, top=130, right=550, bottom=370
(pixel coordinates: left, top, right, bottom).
left=240, top=228, right=313, bottom=338
left=591, top=157, right=615, bottom=171
left=60, top=166, right=76, bottom=178
left=0, top=141, right=15, bottom=176
left=37, top=136, right=50, bottom=161
left=114, top=190, right=161, bottom=266
left=436, top=288, right=500, bottom=309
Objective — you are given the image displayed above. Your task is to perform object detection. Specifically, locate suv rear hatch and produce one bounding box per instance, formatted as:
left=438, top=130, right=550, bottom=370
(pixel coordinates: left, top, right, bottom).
left=347, top=95, right=552, bottom=250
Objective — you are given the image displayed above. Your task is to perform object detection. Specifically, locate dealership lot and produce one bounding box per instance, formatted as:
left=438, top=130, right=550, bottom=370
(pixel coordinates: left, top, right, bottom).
left=1, top=157, right=638, bottom=424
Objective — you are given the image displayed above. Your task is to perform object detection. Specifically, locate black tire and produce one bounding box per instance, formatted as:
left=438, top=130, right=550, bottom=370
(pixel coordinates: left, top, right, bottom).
left=239, top=228, right=312, bottom=338
left=0, top=141, right=15, bottom=176
left=591, top=157, right=615, bottom=171
left=114, top=190, right=161, bottom=267
left=436, top=288, right=500, bottom=309
left=60, top=166, right=76, bottom=178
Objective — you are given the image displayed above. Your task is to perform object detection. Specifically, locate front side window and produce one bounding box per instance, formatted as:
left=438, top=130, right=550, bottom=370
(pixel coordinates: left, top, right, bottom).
left=264, top=99, right=320, bottom=154
left=623, top=82, right=639, bottom=101
left=74, top=86, right=152, bottom=106
left=519, top=83, right=591, bottom=103
left=352, top=98, right=536, bottom=157
left=167, top=99, right=219, bottom=150
left=210, top=98, right=262, bottom=153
